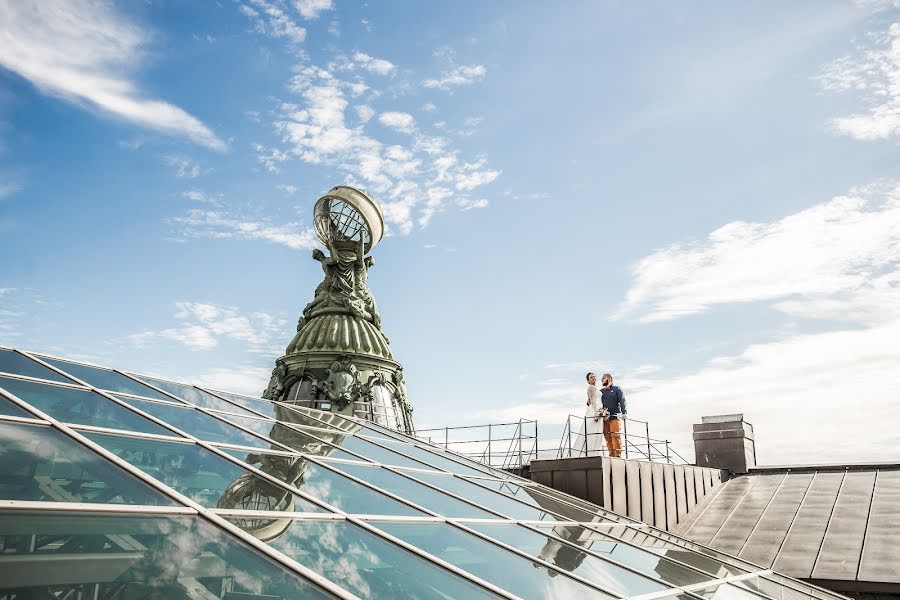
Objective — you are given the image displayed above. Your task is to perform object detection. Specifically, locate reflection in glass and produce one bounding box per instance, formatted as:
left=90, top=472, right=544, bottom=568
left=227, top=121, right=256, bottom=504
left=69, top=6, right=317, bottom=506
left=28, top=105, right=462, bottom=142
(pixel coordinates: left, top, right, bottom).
left=0, top=376, right=176, bottom=436
left=0, top=394, right=34, bottom=419
left=377, top=438, right=492, bottom=477
left=233, top=519, right=499, bottom=599
left=0, top=422, right=174, bottom=505
left=409, top=471, right=558, bottom=520
left=0, top=512, right=332, bottom=599
left=469, top=523, right=672, bottom=596
left=290, top=425, right=434, bottom=469
left=84, top=431, right=322, bottom=515
left=0, top=349, right=72, bottom=383
left=693, top=583, right=769, bottom=600
left=233, top=451, right=424, bottom=519
left=334, top=463, right=497, bottom=518
left=528, top=523, right=716, bottom=588
left=376, top=521, right=614, bottom=600
left=40, top=356, right=174, bottom=401
left=462, top=476, right=600, bottom=522
left=204, top=388, right=276, bottom=418
left=114, top=395, right=269, bottom=447
left=135, top=374, right=262, bottom=416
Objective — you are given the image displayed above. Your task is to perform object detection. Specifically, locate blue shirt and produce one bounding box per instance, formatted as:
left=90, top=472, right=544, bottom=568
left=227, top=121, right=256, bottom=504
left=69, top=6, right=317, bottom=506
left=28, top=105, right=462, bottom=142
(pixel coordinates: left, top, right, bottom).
left=600, top=385, right=627, bottom=418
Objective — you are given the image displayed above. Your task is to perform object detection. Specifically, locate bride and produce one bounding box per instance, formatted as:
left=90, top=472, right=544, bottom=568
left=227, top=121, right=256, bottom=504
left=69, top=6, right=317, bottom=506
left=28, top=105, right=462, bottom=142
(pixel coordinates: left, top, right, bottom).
left=582, top=372, right=606, bottom=456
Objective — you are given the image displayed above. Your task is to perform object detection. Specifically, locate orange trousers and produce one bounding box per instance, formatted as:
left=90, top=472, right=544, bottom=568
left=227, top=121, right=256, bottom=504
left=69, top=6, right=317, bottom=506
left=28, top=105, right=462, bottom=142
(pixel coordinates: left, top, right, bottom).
left=604, top=418, right=623, bottom=458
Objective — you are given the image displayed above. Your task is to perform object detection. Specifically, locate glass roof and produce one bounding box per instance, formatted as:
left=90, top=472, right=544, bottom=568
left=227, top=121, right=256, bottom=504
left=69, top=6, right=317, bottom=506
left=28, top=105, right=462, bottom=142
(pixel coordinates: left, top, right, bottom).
left=0, top=347, right=848, bottom=600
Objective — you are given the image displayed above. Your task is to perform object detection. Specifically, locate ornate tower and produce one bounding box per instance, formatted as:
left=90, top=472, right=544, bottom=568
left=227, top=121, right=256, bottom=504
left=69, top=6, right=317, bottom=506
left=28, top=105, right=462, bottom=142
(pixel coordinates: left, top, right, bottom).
left=262, top=186, right=414, bottom=434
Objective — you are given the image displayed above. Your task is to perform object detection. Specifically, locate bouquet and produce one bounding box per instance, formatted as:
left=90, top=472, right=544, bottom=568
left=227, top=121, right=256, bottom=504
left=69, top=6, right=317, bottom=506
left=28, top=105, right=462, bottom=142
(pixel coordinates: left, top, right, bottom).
left=595, top=407, right=610, bottom=422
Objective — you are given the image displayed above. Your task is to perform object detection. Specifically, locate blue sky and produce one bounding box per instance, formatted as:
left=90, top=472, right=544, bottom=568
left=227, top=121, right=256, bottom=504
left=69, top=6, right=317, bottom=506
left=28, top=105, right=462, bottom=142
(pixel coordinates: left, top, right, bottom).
left=1, top=0, right=899, bottom=464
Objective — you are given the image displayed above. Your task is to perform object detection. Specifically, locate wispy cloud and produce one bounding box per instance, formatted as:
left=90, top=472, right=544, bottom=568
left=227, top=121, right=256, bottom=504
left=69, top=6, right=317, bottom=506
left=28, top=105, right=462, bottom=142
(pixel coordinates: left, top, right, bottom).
left=168, top=208, right=319, bottom=250
left=423, top=64, right=487, bottom=90
left=614, top=182, right=900, bottom=323
left=181, top=189, right=222, bottom=205
left=0, top=0, right=225, bottom=150
left=819, top=20, right=900, bottom=140
left=125, top=301, right=288, bottom=353
left=293, top=0, right=334, bottom=20
left=378, top=111, right=415, bottom=133
left=164, top=155, right=202, bottom=179
left=239, top=0, right=307, bottom=44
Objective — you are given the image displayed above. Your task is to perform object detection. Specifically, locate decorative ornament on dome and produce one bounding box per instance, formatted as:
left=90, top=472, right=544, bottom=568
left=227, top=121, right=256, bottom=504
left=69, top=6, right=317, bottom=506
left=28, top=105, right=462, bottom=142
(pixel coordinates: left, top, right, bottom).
left=313, top=185, right=384, bottom=254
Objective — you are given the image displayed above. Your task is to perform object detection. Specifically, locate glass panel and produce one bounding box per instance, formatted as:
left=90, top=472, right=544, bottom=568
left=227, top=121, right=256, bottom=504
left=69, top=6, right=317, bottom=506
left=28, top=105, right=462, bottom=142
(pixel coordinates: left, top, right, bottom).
left=212, top=412, right=278, bottom=437
left=223, top=445, right=365, bottom=465
left=692, top=583, right=770, bottom=600
left=469, top=522, right=673, bottom=596
left=280, top=403, right=361, bottom=432
left=229, top=450, right=425, bottom=517
left=134, top=374, right=262, bottom=416
left=40, top=356, right=173, bottom=401
left=411, top=471, right=576, bottom=520
left=527, top=523, right=715, bottom=587
left=204, top=388, right=277, bottom=418
left=291, top=426, right=436, bottom=469
left=603, top=526, right=749, bottom=578
left=0, top=348, right=72, bottom=383
left=114, top=395, right=269, bottom=448
left=473, top=477, right=602, bottom=521
left=334, top=463, right=498, bottom=518
left=0, top=376, right=177, bottom=436
left=0, top=512, right=332, bottom=599
left=377, top=438, right=493, bottom=477
left=0, top=393, right=34, bottom=419
left=0, top=421, right=175, bottom=505
left=84, top=432, right=324, bottom=513
left=377, top=521, right=615, bottom=600
left=234, top=519, right=499, bottom=599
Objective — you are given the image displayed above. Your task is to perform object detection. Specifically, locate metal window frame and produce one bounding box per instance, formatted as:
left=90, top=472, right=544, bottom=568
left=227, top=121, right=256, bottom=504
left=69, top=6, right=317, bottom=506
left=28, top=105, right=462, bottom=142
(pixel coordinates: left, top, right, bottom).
left=0, top=381, right=359, bottom=600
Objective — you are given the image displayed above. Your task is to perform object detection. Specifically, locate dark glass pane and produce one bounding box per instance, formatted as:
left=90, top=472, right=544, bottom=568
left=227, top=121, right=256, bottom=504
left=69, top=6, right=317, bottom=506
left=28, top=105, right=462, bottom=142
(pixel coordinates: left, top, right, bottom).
left=203, top=388, right=277, bottom=418
left=0, top=512, right=332, bottom=599
left=135, top=374, right=262, bottom=416
left=0, top=393, right=33, bottom=419
left=0, top=422, right=174, bottom=505
left=0, top=349, right=72, bottom=383
left=85, top=432, right=324, bottom=513
left=515, top=523, right=715, bottom=588
left=0, top=376, right=176, bottom=436
left=114, top=395, right=269, bottom=448
left=234, top=519, right=498, bottom=599
left=376, top=438, right=491, bottom=477
left=408, top=471, right=562, bottom=520
left=236, top=451, right=424, bottom=517
left=335, top=463, right=497, bottom=518
left=40, top=356, right=173, bottom=401
left=377, top=521, right=614, bottom=600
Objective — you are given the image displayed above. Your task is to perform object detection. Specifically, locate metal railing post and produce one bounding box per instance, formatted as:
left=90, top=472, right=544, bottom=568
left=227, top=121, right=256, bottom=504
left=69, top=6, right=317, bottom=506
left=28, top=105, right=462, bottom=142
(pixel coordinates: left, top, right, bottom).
left=623, top=418, right=629, bottom=459
left=567, top=416, right=573, bottom=458
left=646, top=422, right=651, bottom=461
left=487, top=424, right=492, bottom=468
left=445, top=426, right=449, bottom=450
left=582, top=416, right=588, bottom=457
left=665, top=440, right=670, bottom=463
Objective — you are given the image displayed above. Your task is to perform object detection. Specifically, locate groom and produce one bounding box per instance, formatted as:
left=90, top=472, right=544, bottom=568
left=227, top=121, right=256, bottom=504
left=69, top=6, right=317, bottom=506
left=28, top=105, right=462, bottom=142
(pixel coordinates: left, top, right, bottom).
left=600, top=373, right=627, bottom=458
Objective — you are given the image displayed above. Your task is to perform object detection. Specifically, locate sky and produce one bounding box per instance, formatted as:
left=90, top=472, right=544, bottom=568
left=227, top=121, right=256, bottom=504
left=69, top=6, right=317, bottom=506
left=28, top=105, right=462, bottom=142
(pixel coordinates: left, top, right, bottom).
left=1, top=0, right=899, bottom=465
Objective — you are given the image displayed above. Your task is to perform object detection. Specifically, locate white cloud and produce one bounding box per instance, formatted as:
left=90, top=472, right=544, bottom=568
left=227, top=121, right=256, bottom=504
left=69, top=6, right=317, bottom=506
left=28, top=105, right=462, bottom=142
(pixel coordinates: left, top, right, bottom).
left=455, top=159, right=501, bottom=191
left=423, top=64, right=487, bottom=90
left=614, top=183, right=900, bottom=323
left=191, top=366, right=272, bottom=397
left=456, top=197, right=489, bottom=210
left=355, top=105, right=375, bottom=123
left=252, top=143, right=289, bottom=173
left=276, top=183, right=298, bottom=195
left=378, top=111, right=415, bottom=133
left=352, top=52, right=396, bottom=76
left=293, top=0, right=333, bottom=19
left=0, top=0, right=225, bottom=150
left=819, top=21, right=900, bottom=140
left=240, top=0, right=306, bottom=44
left=181, top=189, right=221, bottom=205
left=0, top=181, right=22, bottom=199
left=126, top=302, right=288, bottom=354
left=164, top=155, right=202, bottom=179
left=168, top=209, right=319, bottom=250
left=421, top=102, right=437, bottom=112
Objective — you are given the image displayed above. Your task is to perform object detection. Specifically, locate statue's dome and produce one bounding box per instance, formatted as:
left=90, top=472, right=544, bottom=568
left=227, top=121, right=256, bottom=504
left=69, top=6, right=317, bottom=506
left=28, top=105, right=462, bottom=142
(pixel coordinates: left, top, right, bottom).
left=285, top=313, right=394, bottom=360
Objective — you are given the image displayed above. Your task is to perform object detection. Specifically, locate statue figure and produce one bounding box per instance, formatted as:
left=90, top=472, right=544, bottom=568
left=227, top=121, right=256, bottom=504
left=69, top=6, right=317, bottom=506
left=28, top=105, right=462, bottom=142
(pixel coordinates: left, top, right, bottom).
left=262, top=361, right=287, bottom=401
left=322, top=356, right=361, bottom=408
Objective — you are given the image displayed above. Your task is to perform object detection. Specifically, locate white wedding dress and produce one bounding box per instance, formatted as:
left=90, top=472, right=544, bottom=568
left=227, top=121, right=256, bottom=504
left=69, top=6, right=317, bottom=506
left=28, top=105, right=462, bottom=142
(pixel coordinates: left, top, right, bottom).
left=574, top=384, right=605, bottom=456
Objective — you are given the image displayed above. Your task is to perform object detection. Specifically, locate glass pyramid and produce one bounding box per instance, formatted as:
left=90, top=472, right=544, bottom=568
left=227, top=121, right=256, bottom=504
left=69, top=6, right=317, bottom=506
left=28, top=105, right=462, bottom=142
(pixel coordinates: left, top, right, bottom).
left=0, top=345, right=848, bottom=600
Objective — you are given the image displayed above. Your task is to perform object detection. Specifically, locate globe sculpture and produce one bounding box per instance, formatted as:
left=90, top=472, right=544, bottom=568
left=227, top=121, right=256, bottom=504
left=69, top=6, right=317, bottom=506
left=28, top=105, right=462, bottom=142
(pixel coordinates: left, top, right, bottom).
left=262, top=186, right=414, bottom=434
